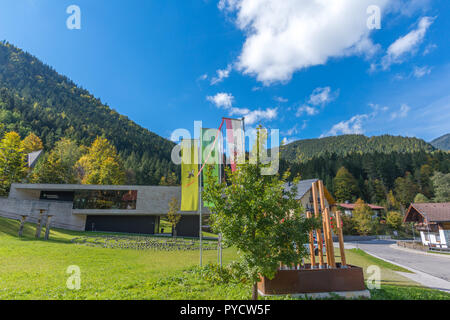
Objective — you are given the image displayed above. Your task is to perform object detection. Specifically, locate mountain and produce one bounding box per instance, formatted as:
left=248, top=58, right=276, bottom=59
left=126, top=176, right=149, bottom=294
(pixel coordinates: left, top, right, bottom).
left=0, top=41, right=177, bottom=185
left=281, top=134, right=435, bottom=163
left=431, top=134, right=450, bottom=151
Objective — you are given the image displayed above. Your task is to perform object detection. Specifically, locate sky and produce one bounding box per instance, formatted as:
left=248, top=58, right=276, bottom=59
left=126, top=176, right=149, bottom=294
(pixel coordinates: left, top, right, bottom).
left=0, top=0, right=449, bottom=145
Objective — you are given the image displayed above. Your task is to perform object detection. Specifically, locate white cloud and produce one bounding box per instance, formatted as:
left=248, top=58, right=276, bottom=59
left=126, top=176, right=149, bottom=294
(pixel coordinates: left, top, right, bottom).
left=218, top=0, right=390, bottom=84
left=423, top=43, right=437, bottom=56
left=207, top=92, right=234, bottom=108
left=324, top=114, right=369, bottom=136
left=308, top=87, right=339, bottom=106
left=295, top=86, right=338, bottom=117
left=230, top=107, right=278, bottom=125
left=282, top=137, right=296, bottom=145
left=389, top=0, right=432, bottom=17
left=390, top=104, right=411, bottom=120
left=369, top=103, right=389, bottom=112
left=207, top=92, right=277, bottom=125
left=296, top=105, right=319, bottom=117
left=211, top=64, right=232, bottom=85
left=274, top=96, right=288, bottom=103
left=413, top=65, right=432, bottom=78
left=381, top=16, right=434, bottom=69
left=282, top=124, right=299, bottom=137
left=198, top=74, right=208, bottom=81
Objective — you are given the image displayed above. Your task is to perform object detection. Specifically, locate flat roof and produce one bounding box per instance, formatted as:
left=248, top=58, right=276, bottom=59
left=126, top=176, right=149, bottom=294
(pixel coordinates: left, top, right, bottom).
left=11, top=183, right=178, bottom=192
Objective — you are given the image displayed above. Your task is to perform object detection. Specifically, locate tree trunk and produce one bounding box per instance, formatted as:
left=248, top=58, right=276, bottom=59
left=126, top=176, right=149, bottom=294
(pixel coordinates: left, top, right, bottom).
left=252, top=282, right=258, bottom=300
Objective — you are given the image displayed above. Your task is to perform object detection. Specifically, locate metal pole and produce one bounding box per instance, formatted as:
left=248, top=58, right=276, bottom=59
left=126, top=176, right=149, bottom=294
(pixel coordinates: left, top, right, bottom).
left=199, top=138, right=203, bottom=267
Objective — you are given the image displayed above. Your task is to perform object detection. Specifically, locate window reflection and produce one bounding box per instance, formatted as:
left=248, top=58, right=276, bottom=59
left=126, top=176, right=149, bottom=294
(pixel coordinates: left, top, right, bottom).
left=73, top=190, right=137, bottom=210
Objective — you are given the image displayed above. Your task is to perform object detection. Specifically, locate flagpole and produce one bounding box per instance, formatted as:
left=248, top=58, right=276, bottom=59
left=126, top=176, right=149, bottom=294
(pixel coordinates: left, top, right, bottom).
left=218, top=125, right=223, bottom=267
left=199, top=136, right=203, bottom=267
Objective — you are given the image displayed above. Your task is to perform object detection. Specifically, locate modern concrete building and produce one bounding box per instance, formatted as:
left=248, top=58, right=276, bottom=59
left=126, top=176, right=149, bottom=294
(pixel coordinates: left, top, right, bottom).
left=0, top=179, right=334, bottom=237
left=0, top=183, right=209, bottom=237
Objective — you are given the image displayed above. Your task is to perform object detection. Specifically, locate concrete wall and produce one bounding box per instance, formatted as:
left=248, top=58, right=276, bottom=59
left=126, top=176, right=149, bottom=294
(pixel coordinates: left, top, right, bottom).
left=9, top=184, right=209, bottom=216
left=0, top=197, right=86, bottom=231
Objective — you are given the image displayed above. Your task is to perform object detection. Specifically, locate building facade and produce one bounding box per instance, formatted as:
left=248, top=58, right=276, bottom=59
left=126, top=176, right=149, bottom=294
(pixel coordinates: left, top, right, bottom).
left=0, top=183, right=208, bottom=237
left=404, top=203, right=450, bottom=249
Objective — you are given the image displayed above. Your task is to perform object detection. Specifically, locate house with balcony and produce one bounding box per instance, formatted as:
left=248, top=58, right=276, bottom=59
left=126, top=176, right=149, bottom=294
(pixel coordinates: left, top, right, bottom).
left=404, top=203, right=450, bottom=249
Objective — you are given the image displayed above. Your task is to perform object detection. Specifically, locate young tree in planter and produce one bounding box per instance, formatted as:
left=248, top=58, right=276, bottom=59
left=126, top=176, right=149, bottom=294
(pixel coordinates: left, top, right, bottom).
left=203, top=147, right=317, bottom=300
left=167, top=197, right=181, bottom=238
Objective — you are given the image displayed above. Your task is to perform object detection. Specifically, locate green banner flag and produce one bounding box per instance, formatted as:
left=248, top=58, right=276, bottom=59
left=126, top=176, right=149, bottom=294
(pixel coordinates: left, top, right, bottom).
left=201, top=128, right=221, bottom=208
left=181, top=139, right=199, bottom=212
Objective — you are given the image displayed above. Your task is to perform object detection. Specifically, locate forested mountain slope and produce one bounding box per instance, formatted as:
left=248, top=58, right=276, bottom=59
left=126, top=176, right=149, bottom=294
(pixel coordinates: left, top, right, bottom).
left=0, top=41, right=177, bottom=185
left=281, top=134, right=435, bottom=163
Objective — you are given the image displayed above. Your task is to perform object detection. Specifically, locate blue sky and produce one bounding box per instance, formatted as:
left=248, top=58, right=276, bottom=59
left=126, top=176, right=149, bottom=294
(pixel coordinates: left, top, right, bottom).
left=0, top=0, right=449, bottom=144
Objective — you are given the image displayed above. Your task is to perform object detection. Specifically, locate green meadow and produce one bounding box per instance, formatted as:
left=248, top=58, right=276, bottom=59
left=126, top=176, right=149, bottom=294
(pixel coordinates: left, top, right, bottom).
left=0, top=216, right=448, bottom=300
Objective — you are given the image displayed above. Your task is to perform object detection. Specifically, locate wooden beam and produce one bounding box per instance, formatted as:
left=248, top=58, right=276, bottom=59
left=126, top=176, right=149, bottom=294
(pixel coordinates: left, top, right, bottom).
left=335, top=211, right=347, bottom=267
left=44, top=215, right=53, bottom=240
left=35, top=209, right=45, bottom=239
left=18, top=215, right=27, bottom=237
left=306, top=211, right=316, bottom=269
left=311, top=181, right=324, bottom=268
left=318, top=180, right=336, bottom=268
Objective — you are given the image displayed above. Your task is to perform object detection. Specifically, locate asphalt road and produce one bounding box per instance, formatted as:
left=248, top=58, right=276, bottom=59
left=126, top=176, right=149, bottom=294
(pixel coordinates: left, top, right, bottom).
left=344, top=240, right=450, bottom=282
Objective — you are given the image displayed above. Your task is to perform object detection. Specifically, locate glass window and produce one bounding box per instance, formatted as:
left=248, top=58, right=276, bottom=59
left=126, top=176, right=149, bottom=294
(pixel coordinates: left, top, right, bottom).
left=73, top=190, right=137, bottom=210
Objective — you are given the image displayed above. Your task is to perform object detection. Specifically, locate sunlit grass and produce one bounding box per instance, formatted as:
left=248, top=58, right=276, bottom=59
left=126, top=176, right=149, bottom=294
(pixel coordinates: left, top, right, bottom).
left=1, top=216, right=449, bottom=300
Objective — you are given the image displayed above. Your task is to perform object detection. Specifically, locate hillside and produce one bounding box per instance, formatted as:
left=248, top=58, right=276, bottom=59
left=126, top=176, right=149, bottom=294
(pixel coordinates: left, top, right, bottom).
left=431, top=134, right=450, bottom=151
left=0, top=41, right=177, bottom=185
left=281, top=134, right=435, bottom=163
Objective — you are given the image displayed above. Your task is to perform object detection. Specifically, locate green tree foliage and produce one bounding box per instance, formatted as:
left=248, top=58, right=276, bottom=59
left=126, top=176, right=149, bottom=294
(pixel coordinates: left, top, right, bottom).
left=0, top=131, right=26, bottom=194
left=394, top=172, right=420, bottom=208
left=417, top=164, right=434, bottom=198
left=31, top=138, right=82, bottom=184
left=352, top=199, right=375, bottom=236
left=76, top=137, right=125, bottom=185
left=414, top=193, right=429, bottom=203
left=159, top=172, right=179, bottom=186
left=386, top=190, right=400, bottom=211
left=386, top=211, right=403, bottom=230
left=431, top=172, right=450, bottom=202
left=0, top=41, right=179, bottom=185
left=340, top=213, right=358, bottom=235
left=203, top=164, right=317, bottom=300
left=21, top=132, right=43, bottom=154
left=333, top=167, right=359, bottom=202
left=167, top=197, right=181, bottom=237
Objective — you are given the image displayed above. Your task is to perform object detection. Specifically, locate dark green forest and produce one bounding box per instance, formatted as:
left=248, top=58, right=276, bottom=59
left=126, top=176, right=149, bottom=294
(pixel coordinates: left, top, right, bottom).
left=280, top=150, right=450, bottom=206
left=0, top=41, right=178, bottom=185
left=281, top=134, right=436, bottom=163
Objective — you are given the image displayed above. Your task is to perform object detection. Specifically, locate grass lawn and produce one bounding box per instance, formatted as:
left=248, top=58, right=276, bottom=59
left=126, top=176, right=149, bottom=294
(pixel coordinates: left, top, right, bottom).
left=0, top=216, right=449, bottom=300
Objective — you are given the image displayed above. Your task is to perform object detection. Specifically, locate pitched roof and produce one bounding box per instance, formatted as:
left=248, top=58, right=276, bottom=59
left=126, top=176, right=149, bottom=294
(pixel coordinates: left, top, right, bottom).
left=338, top=203, right=385, bottom=210
left=288, top=179, right=318, bottom=199
left=405, top=203, right=450, bottom=223
left=27, top=150, right=43, bottom=168
left=285, top=179, right=335, bottom=205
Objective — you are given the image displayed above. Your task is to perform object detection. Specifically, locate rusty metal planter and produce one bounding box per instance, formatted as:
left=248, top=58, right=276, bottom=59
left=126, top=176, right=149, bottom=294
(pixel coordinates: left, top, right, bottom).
left=258, top=264, right=366, bottom=295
